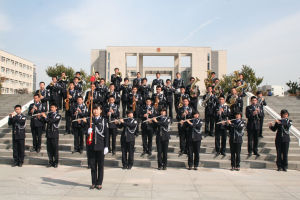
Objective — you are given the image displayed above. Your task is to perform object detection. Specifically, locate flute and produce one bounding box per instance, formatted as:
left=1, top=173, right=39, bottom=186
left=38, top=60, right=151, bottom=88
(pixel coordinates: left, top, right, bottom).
left=72, top=117, right=90, bottom=122
left=173, top=118, right=197, bottom=124
left=109, top=117, right=130, bottom=123
left=142, top=115, right=162, bottom=123
left=216, top=119, right=237, bottom=124
left=31, top=112, right=48, bottom=117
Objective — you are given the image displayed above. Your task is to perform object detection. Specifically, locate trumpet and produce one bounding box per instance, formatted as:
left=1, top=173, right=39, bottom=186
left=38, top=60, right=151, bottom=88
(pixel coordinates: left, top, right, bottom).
left=50, top=82, right=54, bottom=86
left=116, top=71, right=122, bottom=78
left=60, top=76, right=68, bottom=81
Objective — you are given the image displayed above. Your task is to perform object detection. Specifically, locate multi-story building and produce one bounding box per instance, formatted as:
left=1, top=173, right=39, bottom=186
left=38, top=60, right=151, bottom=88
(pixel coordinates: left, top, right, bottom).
left=0, top=50, right=36, bottom=94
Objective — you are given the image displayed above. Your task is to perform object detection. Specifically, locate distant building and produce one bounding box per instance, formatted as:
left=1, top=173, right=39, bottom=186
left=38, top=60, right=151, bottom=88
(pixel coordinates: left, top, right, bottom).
left=260, top=85, right=284, bottom=96
left=0, top=50, right=36, bottom=94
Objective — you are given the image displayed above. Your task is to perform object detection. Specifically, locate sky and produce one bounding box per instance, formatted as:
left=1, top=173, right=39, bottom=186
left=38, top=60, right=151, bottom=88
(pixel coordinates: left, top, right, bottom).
left=0, top=0, right=300, bottom=88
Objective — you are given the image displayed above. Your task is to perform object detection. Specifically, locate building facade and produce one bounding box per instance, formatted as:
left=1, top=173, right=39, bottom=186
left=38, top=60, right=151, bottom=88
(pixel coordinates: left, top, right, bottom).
left=91, top=46, right=227, bottom=93
left=0, top=50, right=36, bottom=94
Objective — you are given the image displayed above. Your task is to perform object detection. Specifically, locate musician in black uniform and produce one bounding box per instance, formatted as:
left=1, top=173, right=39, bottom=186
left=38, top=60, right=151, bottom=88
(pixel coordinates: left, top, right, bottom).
left=185, top=77, right=200, bottom=111
left=84, top=105, right=109, bottom=190
left=226, top=87, right=243, bottom=119
left=152, top=109, right=171, bottom=170
left=151, top=86, right=167, bottom=112
left=257, top=91, right=267, bottom=138
left=97, top=78, right=108, bottom=106
left=163, top=79, right=175, bottom=119
left=139, top=78, right=151, bottom=103
left=175, top=86, right=190, bottom=114
left=269, top=109, right=292, bottom=172
left=58, top=72, right=69, bottom=110
left=64, top=82, right=79, bottom=134
left=151, top=72, right=164, bottom=93
left=177, top=98, right=194, bottom=156
left=46, top=76, right=62, bottom=110
left=119, top=110, right=138, bottom=169
left=35, top=82, right=50, bottom=111
left=94, top=71, right=101, bottom=88
left=71, top=96, right=88, bottom=154
left=128, top=86, right=143, bottom=119
left=203, top=86, right=218, bottom=136
left=120, top=78, right=132, bottom=117
left=104, top=96, right=120, bottom=155
left=227, top=112, right=246, bottom=171
left=28, top=94, right=46, bottom=153
left=215, top=95, right=230, bottom=156
left=41, top=104, right=61, bottom=168
left=186, top=111, right=203, bottom=170
left=73, top=77, right=83, bottom=95
left=173, top=72, right=185, bottom=110
left=236, top=80, right=246, bottom=111
left=106, top=84, right=120, bottom=106
left=132, top=72, right=142, bottom=88
left=246, top=96, right=261, bottom=157
left=8, top=105, right=26, bottom=167
left=140, top=98, right=157, bottom=156
left=84, top=83, right=101, bottom=107
left=111, top=67, right=122, bottom=92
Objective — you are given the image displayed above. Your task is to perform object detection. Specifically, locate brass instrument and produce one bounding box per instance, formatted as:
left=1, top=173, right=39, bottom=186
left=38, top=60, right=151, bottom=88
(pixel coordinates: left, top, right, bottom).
left=204, top=70, right=213, bottom=88
left=231, top=70, right=240, bottom=87
left=236, top=81, right=247, bottom=95
left=60, top=76, right=68, bottom=81
left=65, top=85, right=70, bottom=111
left=178, top=95, right=183, bottom=108
left=213, top=81, right=221, bottom=96
left=38, top=90, right=42, bottom=98
left=116, top=72, right=122, bottom=78
left=132, top=95, right=136, bottom=112
left=50, top=82, right=54, bottom=86
left=154, top=95, right=159, bottom=110
left=201, top=93, right=211, bottom=107
left=226, top=94, right=238, bottom=107
left=190, top=77, right=200, bottom=97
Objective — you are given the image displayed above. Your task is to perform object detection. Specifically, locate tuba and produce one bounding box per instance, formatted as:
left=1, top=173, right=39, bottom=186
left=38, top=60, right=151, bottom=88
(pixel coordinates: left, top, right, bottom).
left=201, top=93, right=211, bottom=107
left=204, top=70, right=213, bottom=88
left=226, top=94, right=238, bottom=107
left=190, top=77, right=200, bottom=97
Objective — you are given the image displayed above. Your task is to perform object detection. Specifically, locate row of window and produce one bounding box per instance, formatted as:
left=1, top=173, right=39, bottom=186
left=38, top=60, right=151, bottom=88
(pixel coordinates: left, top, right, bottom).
left=1, top=56, right=33, bottom=71
left=4, top=78, right=32, bottom=87
left=1, top=66, right=33, bottom=78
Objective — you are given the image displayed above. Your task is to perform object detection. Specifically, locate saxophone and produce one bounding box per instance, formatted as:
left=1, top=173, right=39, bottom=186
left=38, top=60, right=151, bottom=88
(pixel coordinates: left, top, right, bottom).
left=132, top=95, right=136, bottom=112
left=65, top=85, right=70, bottom=111
left=178, top=95, right=183, bottom=108
left=154, top=94, right=159, bottom=110
left=190, top=77, right=200, bottom=97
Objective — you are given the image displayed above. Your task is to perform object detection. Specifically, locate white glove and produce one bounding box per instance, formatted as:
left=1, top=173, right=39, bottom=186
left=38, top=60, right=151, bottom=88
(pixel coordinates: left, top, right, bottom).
left=104, top=147, right=108, bottom=155
left=88, top=128, right=93, bottom=134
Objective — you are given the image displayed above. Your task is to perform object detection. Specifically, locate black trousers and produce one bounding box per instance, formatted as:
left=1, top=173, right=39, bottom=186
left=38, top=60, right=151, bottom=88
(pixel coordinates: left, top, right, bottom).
left=121, top=100, right=129, bottom=118
left=276, top=141, right=289, bottom=169
left=247, top=129, right=259, bottom=154
left=89, top=149, right=104, bottom=185
left=65, top=110, right=72, bottom=133
left=73, top=126, right=84, bottom=151
left=178, top=124, right=187, bottom=153
left=187, top=140, right=201, bottom=167
left=58, top=94, right=63, bottom=110
left=156, top=138, right=169, bottom=168
left=142, top=127, right=153, bottom=153
left=215, top=128, right=227, bottom=154
left=167, top=99, right=173, bottom=118
left=13, top=139, right=25, bottom=164
left=50, top=97, right=60, bottom=110
left=109, top=128, right=117, bottom=152
left=190, top=98, right=198, bottom=111
left=121, top=140, right=135, bottom=167
left=47, top=138, right=59, bottom=164
left=205, top=113, right=215, bottom=135
left=31, top=126, right=43, bottom=150
left=259, top=116, right=264, bottom=137
left=230, top=141, right=242, bottom=168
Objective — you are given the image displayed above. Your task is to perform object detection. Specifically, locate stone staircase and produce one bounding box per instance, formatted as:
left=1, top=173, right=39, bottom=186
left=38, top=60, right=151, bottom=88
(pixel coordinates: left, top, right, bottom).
left=0, top=96, right=299, bottom=170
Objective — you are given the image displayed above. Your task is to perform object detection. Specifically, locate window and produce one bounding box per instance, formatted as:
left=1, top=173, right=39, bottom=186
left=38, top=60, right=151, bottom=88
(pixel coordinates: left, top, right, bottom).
left=11, top=60, right=14, bottom=65
left=10, top=88, right=13, bottom=93
left=15, top=61, right=18, bottom=66
left=1, top=56, right=5, bottom=62
left=207, top=53, right=210, bottom=61
left=1, top=67, right=5, bottom=73
left=207, top=63, right=210, bottom=70
left=19, top=63, right=22, bottom=67
left=5, top=88, right=9, bottom=93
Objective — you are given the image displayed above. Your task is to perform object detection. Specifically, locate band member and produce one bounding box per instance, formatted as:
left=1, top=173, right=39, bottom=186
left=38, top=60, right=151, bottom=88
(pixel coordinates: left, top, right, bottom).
left=46, top=76, right=62, bottom=110
left=152, top=109, right=171, bottom=170
left=269, top=109, right=292, bottom=172
left=132, top=72, right=142, bottom=87
left=35, top=82, right=50, bottom=111
left=119, top=110, right=138, bottom=169
left=236, top=80, right=246, bottom=110
left=120, top=78, right=132, bottom=117
left=106, top=84, right=120, bottom=106
left=128, top=86, right=143, bottom=119
left=140, top=98, right=157, bottom=156
left=163, top=79, right=175, bottom=119
left=186, top=111, right=203, bottom=170
left=176, top=98, right=194, bottom=156
left=64, top=82, right=79, bottom=134
left=173, top=72, right=185, bottom=92
left=42, top=103, right=61, bottom=168
left=58, top=72, right=69, bottom=110
left=139, top=78, right=151, bottom=103
left=94, top=71, right=101, bottom=88
left=151, top=86, right=167, bottom=112
left=210, top=72, right=218, bottom=85
left=175, top=86, right=190, bottom=114
left=75, top=71, right=84, bottom=86
left=104, top=96, right=120, bottom=155
left=71, top=96, right=88, bottom=154
left=227, top=112, right=246, bottom=171
left=8, top=105, right=26, bottom=167
left=28, top=94, right=46, bottom=153
left=226, top=87, right=243, bottom=119
left=73, top=77, right=83, bottom=95
left=215, top=95, right=230, bottom=156
left=257, top=91, right=267, bottom=138
left=151, top=72, right=164, bottom=93
left=97, top=78, right=108, bottom=106
left=185, top=77, right=200, bottom=111
left=246, top=96, right=261, bottom=157
left=84, top=83, right=101, bottom=108
left=84, top=105, right=109, bottom=190
left=111, top=67, right=122, bottom=92
left=203, top=86, right=218, bottom=136
left=213, top=78, right=224, bottom=97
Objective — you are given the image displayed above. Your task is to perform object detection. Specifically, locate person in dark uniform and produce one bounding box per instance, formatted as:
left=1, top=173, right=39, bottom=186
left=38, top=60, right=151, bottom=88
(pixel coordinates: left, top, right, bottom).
left=111, top=67, right=122, bottom=92
left=64, top=82, right=79, bottom=134
left=257, top=91, right=267, bottom=138
left=119, top=110, right=138, bottom=169
left=58, top=72, right=69, bottom=110
left=104, top=96, right=120, bottom=155
left=152, top=109, right=171, bottom=170
left=132, top=72, right=142, bottom=88
left=35, top=81, right=50, bottom=111
left=97, top=78, right=108, bottom=106
left=203, top=86, right=218, bottom=136
left=226, top=87, right=243, bottom=119
left=120, top=78, right=132, bottom=117
left=186, top=111, right=203, bottom=170
left=215, top=95, right=230, bottom=156
left=269, top=109, right=292, bottom=172
left=246, top=96, right=261, bottom=157
left=94, top=71, right=101, bottom=89
left=177, top=98, right=194, bottom=156
left=151, top=72, right=164, bottom=93
left=71, top=96, right=88, bottom=154
left=73, top=77, right=83, bottom=95
left=173, top=72, right=185, bottom=110
left=8, top=105, right=26, bottom=167
left=84, top=83, right=101, bottom=107
left=128, top=86, right=143, bottom=119
left=140, top=98, right=157, bottom=156
left=46, top=76, right=62, bottom=110
left=106, top=84, right=121, bottom=106
left=185, top=77, right=200, bottom=111
left=227, top=112, right=246, bottom=171
left=28, top=94, right=46, bottom=153
left=42, top=103, right=61, bottom=168
left=83, top=105, right=109, bottom=190
left=175, top=86, right=190, bottom=114
left=151, top=86, right=167, bottom=112
left=163, top=79, right=175, bottom=119
left=139, top=78, right=151, bottom=104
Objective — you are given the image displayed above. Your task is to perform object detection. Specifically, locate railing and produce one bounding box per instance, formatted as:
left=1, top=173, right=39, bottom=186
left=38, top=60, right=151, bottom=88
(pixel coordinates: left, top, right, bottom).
left=246, top=92, right=300, bottom=146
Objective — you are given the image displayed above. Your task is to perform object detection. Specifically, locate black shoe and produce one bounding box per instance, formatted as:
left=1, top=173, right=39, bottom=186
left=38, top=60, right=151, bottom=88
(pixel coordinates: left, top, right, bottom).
left=112, top=151, right=116, bottom=156
left=158, top=167, right=162, bottom=170
left=163, top=166, right=167, bottom=170
left=277, top=167, right=282, bottom=171
left=221, top=152, right=226, bottom=156
left=141, top=151, right=146, bottom=156
left=72, top=150, right=77, bottom=154
left=108, top=150, right=112, bottom=153
left=148, top=151, right=152, bottom=156
left=47, top=163, right=53, bottom=168
left=90, top=185, right=96, bottom=189
left=122, top=166, right=127, bottom=170
left=79, top=150, right=83, bottom=154
left=127, top=165, right=132, bottom=170
left=254, top=153, right=260, bottom=157
left=259, top=135, right=264, bottom=138
left=235, top=167, right=240, bottom=171
left=12, top=162, right=18, bottom=167
left=231, top=167, right=235, bottom=171
left=178, top=151, right=183, bottom=157
left=282, top=168, right=287, bottom=172
left=18, top=163, right=23, bottom=167
left=30, top=148, right=36, bottom=152
left=87, top=165, right=91, bottom=169
left=248, top=153, right=252, bottom=157
left=194, top=167, right=198, bottom=170
left=37, top=148, right=41, bottom=153
left=54, top=164, right=58, bottom=168
left=96, top=185, right=102, bottom=190
left=215, top=152, right=220, bottom=156
left=188, top=167, right=192, bottom=170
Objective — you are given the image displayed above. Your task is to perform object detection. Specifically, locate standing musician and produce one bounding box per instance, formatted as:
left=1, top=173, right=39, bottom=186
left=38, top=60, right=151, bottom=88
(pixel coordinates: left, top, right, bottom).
left=58, top=72, right=69, bottom=110
left=111, top=67, right=122, bottom=92
left=163, top=79, right=175, bottom=119
left=75, top=71, right=85, bottom=86
left=46, top=76, right=62, bottom=110
left=257, top=91, right=267, bottom=138
left=210, top=72, right=218, bottom=85
left=84, top=83, right=101, bottom=109
left=202, top=86, right=218, bottom=137
left=41, top=103, right=61, bottom=168
left=185, top=77, right=200, bottom=111
left=132, top=72, right=142, bottom=88
left=35, top=81, right=50, bottom=111
left=64, top=82, right=79, bottom=134
left=97, top=78, right=108, bottom=106
left=104, top=96, right=120, bottom=155
left=139, top=78, right=151, bottom=104
left=246, top=96, right=262, bottom=157
left=151, top=86, right=167, bottom=112
left=28, top=94, right=46, bottom=153
left=214, top=95, right=230, bottom=156
left=213, top=78, right=224, bottom=97
left=173, top=72, right=185, bottom=92
left=106, top=84, right=120, bottom=106
left=128, top=86, right=143, bottom=119
left=226, top=87, right=243, bottom=119
left=176, top=98, right=194, bottom=156
left=175, top=86, right=190, bottom=114
left=94, top=71, right=101, bottom=88
left=71, top=96, right=88, bottom=154
left=120, top=78, right=132, bottom=118
left=151, top=72, right=164, bottom=93
left=73, top=77, right=83, bottom=95
left=8, top=105, right=26, bottom=167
